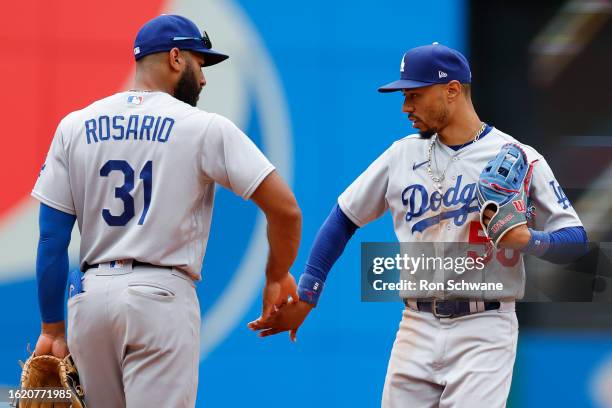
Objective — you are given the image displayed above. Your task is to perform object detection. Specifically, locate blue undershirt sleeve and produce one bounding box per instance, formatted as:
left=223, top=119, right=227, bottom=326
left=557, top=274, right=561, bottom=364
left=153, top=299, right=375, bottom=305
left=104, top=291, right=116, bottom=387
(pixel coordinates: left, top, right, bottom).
left=297, top=204, right=358, bottom=305
left=37, top=203, right=77, bottom=323
left=523, top=226, right=588, bottom=264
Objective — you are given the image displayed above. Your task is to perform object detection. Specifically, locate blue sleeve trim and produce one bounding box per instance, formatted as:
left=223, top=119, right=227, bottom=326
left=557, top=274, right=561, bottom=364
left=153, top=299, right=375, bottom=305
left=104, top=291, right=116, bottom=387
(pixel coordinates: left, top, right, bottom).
left=523, top=229, right=551, bottom=257
left=298, top=204, right=358, bottom=305
left=297, top=274, right=325, bottom=305
left=524, top=226, right=588, bottom=264
left=37, top=203, right=76, bottom=323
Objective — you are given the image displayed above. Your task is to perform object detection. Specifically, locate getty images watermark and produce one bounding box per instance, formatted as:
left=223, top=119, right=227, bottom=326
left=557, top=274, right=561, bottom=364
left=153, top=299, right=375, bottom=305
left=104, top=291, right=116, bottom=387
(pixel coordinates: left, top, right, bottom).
left=370, top=252, right=503, bottom=292
left=361, top=242, right=611, bottom=302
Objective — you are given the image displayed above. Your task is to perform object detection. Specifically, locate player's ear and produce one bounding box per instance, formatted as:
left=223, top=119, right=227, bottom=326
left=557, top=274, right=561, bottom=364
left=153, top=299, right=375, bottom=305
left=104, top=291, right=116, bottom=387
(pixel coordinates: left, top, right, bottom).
left=168, top=48, right=182, bottom=72
left=446, top=80, right=461, bottom=102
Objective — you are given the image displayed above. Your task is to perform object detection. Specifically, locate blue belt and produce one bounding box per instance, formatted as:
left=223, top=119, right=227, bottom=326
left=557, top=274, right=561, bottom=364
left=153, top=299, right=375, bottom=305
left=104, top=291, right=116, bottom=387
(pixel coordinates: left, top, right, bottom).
left=404, top=299, right=501, bottom=318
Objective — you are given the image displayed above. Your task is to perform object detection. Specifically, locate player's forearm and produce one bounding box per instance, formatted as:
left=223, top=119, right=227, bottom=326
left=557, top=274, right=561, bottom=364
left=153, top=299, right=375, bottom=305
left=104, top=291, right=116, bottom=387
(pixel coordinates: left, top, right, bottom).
left=36, top=204, right=76, bottom=323
left=298, top=204, right=359, bottom=305
left=522, top=226, right=588, bottom=264
left=250, top=171, right=302, bottom=280
left=264, top=204, right=302, bottom=281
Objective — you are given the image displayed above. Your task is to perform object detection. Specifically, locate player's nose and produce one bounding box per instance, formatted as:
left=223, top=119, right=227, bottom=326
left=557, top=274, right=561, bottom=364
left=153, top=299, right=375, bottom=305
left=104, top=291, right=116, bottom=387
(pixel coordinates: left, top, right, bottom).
left=402, top=99, right=414, bottom=113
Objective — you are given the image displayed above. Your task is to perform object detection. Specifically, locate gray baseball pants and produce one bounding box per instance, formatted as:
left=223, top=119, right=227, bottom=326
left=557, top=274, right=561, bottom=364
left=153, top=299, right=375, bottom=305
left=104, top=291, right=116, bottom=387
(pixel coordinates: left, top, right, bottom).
left=382, top=302, right=518, bottom=408
left=67, top=262, right=200, bottom=408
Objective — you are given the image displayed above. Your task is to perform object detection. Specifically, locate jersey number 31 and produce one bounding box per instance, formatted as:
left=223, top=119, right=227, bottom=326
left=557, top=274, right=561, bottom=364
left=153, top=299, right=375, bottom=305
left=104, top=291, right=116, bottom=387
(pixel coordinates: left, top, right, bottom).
left=100, top=160, right=152, bottom=226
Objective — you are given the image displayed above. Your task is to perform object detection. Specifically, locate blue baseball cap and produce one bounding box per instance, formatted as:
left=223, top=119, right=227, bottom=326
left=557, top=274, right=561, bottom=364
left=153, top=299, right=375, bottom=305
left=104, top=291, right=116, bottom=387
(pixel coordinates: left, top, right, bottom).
left=378, top=43, right=471, bottom=92
left=133, top=15, right=229, bottom=66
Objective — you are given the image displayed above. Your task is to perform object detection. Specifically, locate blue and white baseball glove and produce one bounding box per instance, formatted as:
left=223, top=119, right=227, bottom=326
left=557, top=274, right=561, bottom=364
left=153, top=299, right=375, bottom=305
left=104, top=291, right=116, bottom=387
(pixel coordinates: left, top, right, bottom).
left=476, top=143, right=536, bottom=247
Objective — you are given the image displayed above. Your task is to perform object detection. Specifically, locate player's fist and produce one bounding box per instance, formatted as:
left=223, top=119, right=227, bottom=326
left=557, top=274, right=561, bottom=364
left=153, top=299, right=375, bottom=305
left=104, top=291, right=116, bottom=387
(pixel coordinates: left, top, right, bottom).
left=483, top=208, right=531, bottom=250
left=35, top=322, right=69, bottom=358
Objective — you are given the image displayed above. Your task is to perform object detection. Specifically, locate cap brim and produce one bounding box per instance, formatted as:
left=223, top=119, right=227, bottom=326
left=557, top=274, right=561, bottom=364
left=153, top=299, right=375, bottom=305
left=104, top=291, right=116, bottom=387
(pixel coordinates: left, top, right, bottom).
left=199, top=49, right=229, bottom=66
left=377, top=79, right=435, bottom=93
left=187, top=47, right=229, bottom=66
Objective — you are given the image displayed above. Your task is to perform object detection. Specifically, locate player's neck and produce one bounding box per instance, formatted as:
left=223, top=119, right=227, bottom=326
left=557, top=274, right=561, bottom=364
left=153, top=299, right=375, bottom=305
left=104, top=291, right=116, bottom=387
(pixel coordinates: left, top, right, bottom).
left=132, top=75, right=174, bottom=96
left=437, top=111, right=482, bottom=146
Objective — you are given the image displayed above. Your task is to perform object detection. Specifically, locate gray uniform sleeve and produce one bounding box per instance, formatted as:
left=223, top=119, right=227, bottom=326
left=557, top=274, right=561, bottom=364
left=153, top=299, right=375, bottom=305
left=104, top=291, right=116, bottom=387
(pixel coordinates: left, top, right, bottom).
left=529, top=157, right=583, bottom=232
left=338, top=148, right=390, bottom=227
left=201, top=114, right=275, bottom=199
left=31, top=122, right=75, bottom=214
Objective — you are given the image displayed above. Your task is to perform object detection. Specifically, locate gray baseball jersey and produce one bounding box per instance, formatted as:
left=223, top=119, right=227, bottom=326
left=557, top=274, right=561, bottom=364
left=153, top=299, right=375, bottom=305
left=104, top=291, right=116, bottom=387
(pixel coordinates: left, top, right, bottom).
left=339, top=127, right=583, bottom=299
left=32, top=90, right=274, bottom=279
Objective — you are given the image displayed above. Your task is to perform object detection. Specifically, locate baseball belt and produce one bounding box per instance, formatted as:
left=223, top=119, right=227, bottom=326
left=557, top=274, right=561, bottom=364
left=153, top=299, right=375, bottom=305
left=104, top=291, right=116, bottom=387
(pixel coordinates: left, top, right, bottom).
left=82, top=260, right=173, bottom=272
left=403, top=299, right=501, bottom=319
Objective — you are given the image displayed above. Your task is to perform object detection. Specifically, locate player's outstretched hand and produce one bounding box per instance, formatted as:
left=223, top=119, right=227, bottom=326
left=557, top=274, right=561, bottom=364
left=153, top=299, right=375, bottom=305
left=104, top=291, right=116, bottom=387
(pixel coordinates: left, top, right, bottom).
left=248, top=299, right=313, bottom=342
left=482, top=208, right=531, bottom=250
left=260, top=273, right=299, bottom=322
left=34, top=321, right=69, bottom=358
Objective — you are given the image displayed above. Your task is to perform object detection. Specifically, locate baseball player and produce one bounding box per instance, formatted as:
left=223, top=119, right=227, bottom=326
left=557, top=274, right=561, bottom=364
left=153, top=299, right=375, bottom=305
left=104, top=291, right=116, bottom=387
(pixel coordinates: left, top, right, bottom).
left=31, top=14, right=301, bottom=408
left=249, top=43, right=588, bottom=407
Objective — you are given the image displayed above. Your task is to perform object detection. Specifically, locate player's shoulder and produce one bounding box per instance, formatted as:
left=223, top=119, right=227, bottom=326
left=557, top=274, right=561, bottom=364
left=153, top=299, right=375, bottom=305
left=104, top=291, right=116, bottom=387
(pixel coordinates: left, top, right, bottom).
left=487, top=127, right=544, bottom=162
left=205, top=112, right=237, bottom=128
left=57, top=92, right=130, bottom=127
left=55, top=102, right=102, bottom=137
left=203, top=112, right=251, bottom=140
left=392, top=133, right=427, bottom=145
left=388, top=133, right=428, bottom=151
left=381, top=133, right=429, bottom=160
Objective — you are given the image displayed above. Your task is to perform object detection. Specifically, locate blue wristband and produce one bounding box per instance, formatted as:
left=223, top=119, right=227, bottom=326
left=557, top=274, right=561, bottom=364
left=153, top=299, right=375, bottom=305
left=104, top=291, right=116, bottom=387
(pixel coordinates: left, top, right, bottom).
left=298, top=274, right=325, bottom=306
left=522, top=228, right=551, bottom=257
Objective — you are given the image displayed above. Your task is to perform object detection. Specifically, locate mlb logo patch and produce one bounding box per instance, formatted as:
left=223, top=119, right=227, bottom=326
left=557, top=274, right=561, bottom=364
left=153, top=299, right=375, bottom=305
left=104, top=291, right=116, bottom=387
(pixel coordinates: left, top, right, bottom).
left=127, top=95, right=143, bottom=105
left=110, top=260, right=125, bottom=269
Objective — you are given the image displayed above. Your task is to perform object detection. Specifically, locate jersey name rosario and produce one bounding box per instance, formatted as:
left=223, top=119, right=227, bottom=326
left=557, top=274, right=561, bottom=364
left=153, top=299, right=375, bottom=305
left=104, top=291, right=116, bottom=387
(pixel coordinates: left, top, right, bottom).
left=84, top=115, right=175, bottom=144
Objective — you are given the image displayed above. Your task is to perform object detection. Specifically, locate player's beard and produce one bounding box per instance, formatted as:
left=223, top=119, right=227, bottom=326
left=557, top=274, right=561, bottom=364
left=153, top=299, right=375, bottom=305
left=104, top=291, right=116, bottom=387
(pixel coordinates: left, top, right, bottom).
left=419, top=129, right=437, bottom=139
left=174, top=64, right=201, bottom=107
left=418, top=102, right=449, bottom=139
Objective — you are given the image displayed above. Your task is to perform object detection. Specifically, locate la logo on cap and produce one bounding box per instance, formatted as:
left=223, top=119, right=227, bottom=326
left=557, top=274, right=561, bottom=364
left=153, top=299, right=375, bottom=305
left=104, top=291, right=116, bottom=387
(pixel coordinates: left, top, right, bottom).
left=400, top=55, right=406, bottom=72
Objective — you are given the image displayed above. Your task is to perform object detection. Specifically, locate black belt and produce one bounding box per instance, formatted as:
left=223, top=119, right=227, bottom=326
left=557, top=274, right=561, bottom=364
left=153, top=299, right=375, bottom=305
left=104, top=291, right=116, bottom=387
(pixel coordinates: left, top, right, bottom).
left=82, top=261, right=172, bottom=272
left=404, top=299, right=501, bottom=319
